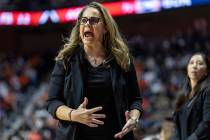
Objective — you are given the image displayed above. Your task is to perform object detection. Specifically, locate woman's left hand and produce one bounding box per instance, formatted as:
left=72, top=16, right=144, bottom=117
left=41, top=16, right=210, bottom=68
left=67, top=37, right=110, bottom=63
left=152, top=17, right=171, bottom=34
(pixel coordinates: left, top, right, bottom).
left=114, top=111, right=138, bottom=139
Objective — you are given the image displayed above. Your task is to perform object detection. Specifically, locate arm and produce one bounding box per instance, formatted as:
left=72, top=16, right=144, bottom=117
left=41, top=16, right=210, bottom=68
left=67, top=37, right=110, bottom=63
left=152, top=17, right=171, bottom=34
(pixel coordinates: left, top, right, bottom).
left=127, top=61, right=143, bottom=118
left=187, top=87, right=210, bottom=140
left=47, top=60, right=67, bottom=120
left=47, top=60, right=81, bottom=121
left=115, top=60, right=143, bottom=138
left=47, top=60, right=76, bottom=121
left=47, top=60, right=105, bottom=126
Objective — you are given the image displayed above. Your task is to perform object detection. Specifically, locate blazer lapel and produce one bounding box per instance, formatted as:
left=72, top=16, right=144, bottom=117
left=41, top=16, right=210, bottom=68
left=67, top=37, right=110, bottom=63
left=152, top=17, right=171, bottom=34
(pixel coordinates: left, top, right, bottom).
left=70, top=49, right=86, bottom=108
left=185, top=96, right=198, bottom=121
left=110, top=62, right=124, bottom=127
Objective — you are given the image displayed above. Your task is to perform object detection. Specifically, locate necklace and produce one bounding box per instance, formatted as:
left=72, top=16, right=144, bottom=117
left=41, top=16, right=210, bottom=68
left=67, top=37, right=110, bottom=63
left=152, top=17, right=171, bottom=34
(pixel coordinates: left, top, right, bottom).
left=87, top=55, right=100, bottom=67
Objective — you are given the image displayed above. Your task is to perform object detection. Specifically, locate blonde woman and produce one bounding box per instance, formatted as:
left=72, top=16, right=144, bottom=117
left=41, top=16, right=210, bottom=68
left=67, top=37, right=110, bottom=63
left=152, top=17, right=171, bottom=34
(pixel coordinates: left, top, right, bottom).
left=47, top=2, right=142, bottom=140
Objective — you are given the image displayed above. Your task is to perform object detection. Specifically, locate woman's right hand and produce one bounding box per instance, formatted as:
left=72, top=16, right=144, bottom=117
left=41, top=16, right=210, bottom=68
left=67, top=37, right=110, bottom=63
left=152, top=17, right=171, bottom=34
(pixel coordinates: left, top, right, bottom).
left=71, top=97, right=106, bottom=127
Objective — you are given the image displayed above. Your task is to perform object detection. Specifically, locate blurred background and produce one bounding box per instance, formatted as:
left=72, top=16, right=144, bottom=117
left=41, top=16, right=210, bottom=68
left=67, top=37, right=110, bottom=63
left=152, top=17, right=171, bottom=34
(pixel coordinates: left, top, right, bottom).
left=0, top=0, right=210, bottom=140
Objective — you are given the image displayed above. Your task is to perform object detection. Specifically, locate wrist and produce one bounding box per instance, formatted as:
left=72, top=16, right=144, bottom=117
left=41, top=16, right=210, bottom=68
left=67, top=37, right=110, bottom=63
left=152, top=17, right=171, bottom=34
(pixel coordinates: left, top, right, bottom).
left=68, top=109, right=75, bottom=121
left=130, top=116, right=139, bottom=122
left=129, top=116, right=139, bottom=127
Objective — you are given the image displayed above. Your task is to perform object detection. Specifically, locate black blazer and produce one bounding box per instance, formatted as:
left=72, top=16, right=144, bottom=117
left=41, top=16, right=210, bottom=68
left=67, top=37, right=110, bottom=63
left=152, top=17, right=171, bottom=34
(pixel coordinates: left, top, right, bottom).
left=47, top=47, right=143, bottom=140
left=174, top=86, right=210, bottom=140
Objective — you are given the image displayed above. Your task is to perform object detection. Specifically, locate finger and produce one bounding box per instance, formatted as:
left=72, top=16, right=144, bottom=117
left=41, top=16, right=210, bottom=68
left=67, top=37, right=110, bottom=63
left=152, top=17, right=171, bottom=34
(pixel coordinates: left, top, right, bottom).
left=87, top=123, right=98, bottom=128
left=87, top=106, right=103, bottom=114
left=91, top=114, right=106, bottom=118
left=91, top=118, right=104, bottom=125
left=122, top=122, right=130, bottom=130
left=78, top=97, right=88, bottom=108
left=125, top=124, right=135, bottom=131
left=123, top=119, right=137, bottom=130
left=115, top=128, right=128, bottom=137
left=125, top=110, right=129, bottom=121
left=114, top=128, right=129, bottom=139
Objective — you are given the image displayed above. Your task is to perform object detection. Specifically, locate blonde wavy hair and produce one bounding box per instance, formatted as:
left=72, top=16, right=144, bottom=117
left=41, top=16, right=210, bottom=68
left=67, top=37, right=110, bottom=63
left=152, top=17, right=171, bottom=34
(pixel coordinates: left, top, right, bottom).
left=56, top=2, right=130, bottom=71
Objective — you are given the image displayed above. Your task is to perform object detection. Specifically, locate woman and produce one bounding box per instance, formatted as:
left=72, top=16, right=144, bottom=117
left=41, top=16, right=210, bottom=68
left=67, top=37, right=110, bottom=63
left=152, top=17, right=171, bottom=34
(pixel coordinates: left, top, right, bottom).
left=174, top=53, right=210, bottom=140
left=47, top=2, right=142, bottom=140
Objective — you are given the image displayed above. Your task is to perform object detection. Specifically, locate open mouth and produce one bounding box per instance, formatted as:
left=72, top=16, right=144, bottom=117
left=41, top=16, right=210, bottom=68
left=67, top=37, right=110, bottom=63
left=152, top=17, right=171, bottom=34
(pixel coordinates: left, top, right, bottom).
left=84, top=31, right=94, bottom=38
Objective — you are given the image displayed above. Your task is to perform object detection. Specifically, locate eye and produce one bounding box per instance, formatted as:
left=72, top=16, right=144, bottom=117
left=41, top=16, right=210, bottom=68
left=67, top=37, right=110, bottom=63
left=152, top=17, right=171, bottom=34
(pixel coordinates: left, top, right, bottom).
left=189, top=60, right=194, bottom=65
left=197, top=61, right=205, bottom=65
left=80, top=17, right=88, bottom=24
left=80, top=17, right=101, bottom=25
left=89, top=17, right=100, bottom=25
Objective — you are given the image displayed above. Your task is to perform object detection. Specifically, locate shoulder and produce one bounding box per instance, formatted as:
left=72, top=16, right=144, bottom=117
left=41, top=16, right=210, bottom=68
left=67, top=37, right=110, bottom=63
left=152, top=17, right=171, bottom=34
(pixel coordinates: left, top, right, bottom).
left=54, top=59, right=65, bottom=69
left=62, top=46, right=83, bottom=69
left=197, top=85, right=210, bottom=102
left=203, top=86, right=210, bottom=96
left=201, top=77, right=210, bottom=94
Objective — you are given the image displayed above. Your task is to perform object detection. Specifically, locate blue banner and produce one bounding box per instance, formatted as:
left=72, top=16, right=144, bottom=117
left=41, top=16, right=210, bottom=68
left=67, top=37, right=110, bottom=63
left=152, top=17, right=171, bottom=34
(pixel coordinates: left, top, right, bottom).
left=191, top=0, right=210, bottom=5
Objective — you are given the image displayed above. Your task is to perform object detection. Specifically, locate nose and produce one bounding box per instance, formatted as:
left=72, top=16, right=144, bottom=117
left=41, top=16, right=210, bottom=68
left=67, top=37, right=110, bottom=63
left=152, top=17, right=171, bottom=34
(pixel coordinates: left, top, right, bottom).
left=191, top=63, right=197, bottom=69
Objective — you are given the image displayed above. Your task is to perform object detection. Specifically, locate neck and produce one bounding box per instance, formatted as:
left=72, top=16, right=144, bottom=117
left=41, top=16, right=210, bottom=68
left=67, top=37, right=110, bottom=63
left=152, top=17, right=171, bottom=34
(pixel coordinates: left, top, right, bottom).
left=190, top=79, right=197, bottom=90
left=84, top=43, right=106, bottom=58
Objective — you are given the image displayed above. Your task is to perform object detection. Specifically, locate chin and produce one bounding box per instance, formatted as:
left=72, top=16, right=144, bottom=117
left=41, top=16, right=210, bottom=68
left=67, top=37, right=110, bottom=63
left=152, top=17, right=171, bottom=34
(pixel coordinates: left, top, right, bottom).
left=83, top=41, right=94, bottom=46
left=85, top=40, right=92, bottom=43
left=189, top=77, right=197, bottom=81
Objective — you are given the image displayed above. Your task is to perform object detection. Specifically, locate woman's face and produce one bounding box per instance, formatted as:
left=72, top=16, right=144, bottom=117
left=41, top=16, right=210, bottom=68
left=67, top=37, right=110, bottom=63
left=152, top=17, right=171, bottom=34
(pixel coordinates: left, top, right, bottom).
left=79, top=7, right=106, bottom=47
left=187, top=54, right=207, bottom=82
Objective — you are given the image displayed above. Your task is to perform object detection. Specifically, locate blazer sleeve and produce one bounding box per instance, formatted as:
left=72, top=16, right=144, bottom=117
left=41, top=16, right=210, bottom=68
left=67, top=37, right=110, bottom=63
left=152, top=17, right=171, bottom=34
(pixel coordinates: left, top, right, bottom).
left=187, top=87, right=210, bottom=140
left=126, top=60, right=143, bottom=112
left=47, top=60, right=66, bottom=119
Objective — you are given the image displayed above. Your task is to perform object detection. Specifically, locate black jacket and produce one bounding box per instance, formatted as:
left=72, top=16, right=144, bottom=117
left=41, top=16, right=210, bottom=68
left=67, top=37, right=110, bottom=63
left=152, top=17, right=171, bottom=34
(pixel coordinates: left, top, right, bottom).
left=47, top=47, right=143, bottom=140
left=174, top=86, right=210, bottom=140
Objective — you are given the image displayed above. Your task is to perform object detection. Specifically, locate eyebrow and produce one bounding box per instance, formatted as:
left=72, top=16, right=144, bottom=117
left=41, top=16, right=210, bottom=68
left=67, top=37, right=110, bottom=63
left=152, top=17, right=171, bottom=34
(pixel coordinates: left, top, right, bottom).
left=190, top=60, right=205, bottom=64
left=81, top=16, right=100, bottom=18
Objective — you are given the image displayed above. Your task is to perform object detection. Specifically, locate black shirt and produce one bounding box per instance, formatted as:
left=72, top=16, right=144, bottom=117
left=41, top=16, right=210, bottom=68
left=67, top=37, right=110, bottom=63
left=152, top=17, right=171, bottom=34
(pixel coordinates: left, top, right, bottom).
left=76, top=61, right=120, bottom=140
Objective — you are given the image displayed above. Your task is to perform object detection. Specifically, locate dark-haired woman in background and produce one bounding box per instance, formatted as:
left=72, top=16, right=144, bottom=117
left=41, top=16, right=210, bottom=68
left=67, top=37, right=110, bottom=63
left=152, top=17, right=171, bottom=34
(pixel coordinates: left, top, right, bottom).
left=174, top=53, right=210, bottom=140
